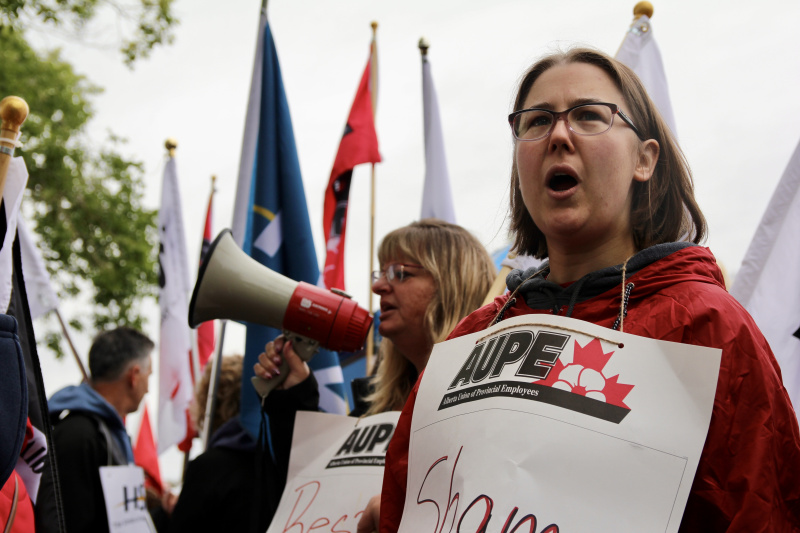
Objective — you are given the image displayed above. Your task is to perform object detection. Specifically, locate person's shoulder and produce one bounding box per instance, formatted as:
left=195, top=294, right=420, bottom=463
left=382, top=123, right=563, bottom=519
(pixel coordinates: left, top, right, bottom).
left=448, top=296, right=510, bottom=340
left=188, top=447, right=250, bottom=472
left=53, top=411, right=99, bottom=440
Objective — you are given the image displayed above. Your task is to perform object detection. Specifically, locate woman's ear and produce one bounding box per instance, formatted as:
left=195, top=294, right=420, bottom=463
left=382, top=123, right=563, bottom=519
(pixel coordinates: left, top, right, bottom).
left=634, top=139, right=659, bottom=183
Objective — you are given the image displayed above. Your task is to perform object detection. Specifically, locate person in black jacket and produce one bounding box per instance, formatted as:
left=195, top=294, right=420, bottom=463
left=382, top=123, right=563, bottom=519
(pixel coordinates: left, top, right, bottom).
left=169, top=353, right=319, bottom=533
left=48, top=327, right=154, bottom=533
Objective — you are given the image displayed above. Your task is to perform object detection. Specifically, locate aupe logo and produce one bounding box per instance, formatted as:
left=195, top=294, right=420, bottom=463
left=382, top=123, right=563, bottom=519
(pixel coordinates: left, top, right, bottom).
left=439, top=329, right=634, bottom=424
left=325, top=422, right=395, bottom=469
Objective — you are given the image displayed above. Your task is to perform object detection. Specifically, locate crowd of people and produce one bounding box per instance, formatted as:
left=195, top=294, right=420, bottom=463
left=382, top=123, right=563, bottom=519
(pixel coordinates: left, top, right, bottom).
left=3, top=44, right=800, bottom=532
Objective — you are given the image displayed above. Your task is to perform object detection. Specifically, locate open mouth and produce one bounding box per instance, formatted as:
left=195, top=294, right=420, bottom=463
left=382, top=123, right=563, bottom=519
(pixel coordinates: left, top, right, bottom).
left=548, top=173, right=578, bottom=192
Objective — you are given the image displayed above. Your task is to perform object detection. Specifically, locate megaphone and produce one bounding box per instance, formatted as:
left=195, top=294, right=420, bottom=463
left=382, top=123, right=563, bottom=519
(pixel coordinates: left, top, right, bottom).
left=189, top=229, right=372, bottom=398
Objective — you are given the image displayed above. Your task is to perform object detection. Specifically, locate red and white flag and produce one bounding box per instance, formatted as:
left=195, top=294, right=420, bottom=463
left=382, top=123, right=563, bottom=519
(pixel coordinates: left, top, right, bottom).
left=157, top=157, right=194, bottom=454
left=322, top=41, right=381, bottom=291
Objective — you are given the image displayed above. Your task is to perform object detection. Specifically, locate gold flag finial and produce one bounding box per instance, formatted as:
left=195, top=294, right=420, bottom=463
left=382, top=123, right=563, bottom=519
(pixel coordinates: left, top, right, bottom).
left=633, top=1, right=654, bottom=19
left=0, top=96, right=30, bottom=199
left=418, top=37, right=430, bottom=57
left=371, top=21, right=378, bottom=33
left=165, top=138, right=178, bottom=158
left=0, top=96, right=29, bottom=135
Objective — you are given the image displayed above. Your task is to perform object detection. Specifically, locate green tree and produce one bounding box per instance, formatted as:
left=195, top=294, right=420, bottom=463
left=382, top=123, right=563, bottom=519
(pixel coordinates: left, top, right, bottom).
left=0, top=1, right=177, bottom=354
left=0, top=0, right=177, bottom=66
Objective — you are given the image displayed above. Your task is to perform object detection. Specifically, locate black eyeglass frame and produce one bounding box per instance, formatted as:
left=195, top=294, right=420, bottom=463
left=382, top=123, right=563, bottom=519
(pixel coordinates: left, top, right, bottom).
left=507, top=102, right=643, bottom=142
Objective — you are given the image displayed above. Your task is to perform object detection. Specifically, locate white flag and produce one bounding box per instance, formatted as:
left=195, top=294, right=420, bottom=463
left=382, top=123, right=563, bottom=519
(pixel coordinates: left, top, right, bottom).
left=730, top=139, right=800, bottom=418
left=420, top=53, right=456, bottom=223
left=17, top=216, right=58, bottom=319
left=616, top=14, right=678, bottom=137
left=1, top=156, right=28, bottom=313
left=157, top=157, right=194, bottom=453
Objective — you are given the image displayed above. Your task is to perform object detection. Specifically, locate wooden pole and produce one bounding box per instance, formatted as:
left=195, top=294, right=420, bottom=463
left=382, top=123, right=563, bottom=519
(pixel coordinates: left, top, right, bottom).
left=365, top=22, right=379, bottom=376
left=54, top=309, right=89, bottom=382
left=0, top=96, right=29, bottom=199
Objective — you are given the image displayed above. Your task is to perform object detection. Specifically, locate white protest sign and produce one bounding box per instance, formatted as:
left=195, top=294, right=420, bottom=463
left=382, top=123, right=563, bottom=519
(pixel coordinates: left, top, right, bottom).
left=99, top=465, right=156, bottom=533
left=399, top=314, right=721, bottom=533
left=267, top=410, right=400, bottom=533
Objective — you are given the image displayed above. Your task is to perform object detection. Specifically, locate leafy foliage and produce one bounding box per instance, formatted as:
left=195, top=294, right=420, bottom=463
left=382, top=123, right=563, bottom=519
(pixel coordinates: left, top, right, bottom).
left=0, top=25, right=159, bottom=353
left=0, top=0, right=178, bottom=66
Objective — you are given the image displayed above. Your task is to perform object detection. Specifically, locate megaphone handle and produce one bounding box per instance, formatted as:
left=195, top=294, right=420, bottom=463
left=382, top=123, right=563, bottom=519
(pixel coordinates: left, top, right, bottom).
left=250, top=358, right=290, bottom=400
left=250, top=332, right=320, bottom=400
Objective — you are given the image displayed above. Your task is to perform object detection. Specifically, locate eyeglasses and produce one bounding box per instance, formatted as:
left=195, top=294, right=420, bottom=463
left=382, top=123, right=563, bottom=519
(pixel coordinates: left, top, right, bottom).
left=508, top=102, right=642, bottom=142
left=371, top=263, right=425, bottom=284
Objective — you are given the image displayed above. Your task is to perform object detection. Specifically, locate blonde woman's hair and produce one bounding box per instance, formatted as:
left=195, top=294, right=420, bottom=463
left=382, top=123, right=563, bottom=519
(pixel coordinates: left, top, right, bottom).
left=365, top=219, right=495, bottom=414
left=191, top=354, right=243, bottom=436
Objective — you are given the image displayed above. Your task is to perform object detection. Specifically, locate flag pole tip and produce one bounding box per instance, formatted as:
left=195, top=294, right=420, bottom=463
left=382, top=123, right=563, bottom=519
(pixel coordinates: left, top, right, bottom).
left=0, top=96, right=29, bottom=132
left=165, top=138, right=178, bottom=157
left=418, top=37, right=430, bottom=55
left=633, top=1, right=654, bottom=19
left=371, top=21, right=378, bottom=32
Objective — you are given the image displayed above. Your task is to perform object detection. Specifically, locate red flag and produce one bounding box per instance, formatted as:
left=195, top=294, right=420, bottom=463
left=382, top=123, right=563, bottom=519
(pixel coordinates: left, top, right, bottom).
left=323, top=50, right=381, bottom=290
left=196, top=188, right=215, bottom=369
left=134, top=405, right=163, bottom=496
left=178, top=185, right=216, bottom=453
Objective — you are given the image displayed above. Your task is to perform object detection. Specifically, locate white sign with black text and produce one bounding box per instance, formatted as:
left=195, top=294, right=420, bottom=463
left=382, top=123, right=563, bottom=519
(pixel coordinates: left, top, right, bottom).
left=399, top=314, right=721, bottom=533
left=99, top=465, right=156, bottom=533
left=267, top=410, right=400, bottom=533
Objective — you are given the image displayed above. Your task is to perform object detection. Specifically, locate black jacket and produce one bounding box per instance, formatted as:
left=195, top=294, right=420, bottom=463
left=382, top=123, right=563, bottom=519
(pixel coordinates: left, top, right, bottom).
left=169, top=374, right=320, bottom=533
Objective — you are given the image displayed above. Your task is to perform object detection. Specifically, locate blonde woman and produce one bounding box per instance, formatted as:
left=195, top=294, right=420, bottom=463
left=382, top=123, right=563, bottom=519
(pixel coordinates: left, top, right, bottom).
left=256, top=219, right=495, bottom=532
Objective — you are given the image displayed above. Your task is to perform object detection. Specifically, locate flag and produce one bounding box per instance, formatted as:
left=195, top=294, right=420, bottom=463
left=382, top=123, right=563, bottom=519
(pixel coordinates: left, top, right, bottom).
left=17, top=216, right=58, bottom=320
left=1, top=156, right=28, bottom=313
left=615, top=13, right=678, bottom=136
left=233, top=12, right=349, bottom=433
left=195, top=186, right=215, bottom=370
left=420, top=47, right=456, bottom=223
left=3, top=155, right=67, bottom=531
left=133, top=405, right=163, bottom=496
left=322, top=46, right=381, bottom=291
left=730, top=138, right=800, bottom=420
left=157, top=157, right=194, bottom=453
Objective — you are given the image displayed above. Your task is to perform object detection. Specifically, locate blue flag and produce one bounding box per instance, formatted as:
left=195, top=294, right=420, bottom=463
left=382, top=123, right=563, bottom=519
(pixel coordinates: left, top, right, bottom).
left=233, top=12, right=348, bottom=435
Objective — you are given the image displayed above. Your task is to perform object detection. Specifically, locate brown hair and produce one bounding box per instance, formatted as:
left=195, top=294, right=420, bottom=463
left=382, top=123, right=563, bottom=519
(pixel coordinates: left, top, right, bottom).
left=509, top=47, right=706, bottom=258
left=191, top=354, right=243, bottom=436
left=366, top=219, right=495, bottom=414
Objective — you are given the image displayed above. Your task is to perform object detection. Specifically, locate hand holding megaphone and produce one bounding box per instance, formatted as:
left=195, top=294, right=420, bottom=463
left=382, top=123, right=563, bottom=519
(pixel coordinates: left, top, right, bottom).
left=189, top=229, right=373, bottom=399
left=255, top=335, right=310, bottom=390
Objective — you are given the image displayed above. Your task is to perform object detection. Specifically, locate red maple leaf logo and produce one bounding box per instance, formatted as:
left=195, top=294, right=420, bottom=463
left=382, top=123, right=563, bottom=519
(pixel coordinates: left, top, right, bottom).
left=535, top=338, right=633, bottom=409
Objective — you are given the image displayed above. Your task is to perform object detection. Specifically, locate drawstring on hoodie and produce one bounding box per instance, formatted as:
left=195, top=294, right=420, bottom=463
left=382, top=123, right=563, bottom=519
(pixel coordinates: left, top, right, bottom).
left=494, top=255, right=638, bottom=331
left=612, top=256, right=635, bottom=332
left=491, top=266, right=548, bottom=326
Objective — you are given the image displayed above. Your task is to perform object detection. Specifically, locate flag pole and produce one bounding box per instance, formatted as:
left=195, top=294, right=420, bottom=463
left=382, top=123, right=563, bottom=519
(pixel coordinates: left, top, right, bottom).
left=0, top=96, right=28, bottom=199
left=54, top=308, right=89, bottom=382
left=615, top=1, right=654, bottom=55
left=366, top=21, right=379, bottom=375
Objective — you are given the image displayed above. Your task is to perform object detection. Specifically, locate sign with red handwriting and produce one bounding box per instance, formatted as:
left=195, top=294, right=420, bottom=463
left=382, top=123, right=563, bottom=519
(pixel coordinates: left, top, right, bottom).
left=398, top=314, right=721, bottom=533
left=267, top=410, right=400, bottom=533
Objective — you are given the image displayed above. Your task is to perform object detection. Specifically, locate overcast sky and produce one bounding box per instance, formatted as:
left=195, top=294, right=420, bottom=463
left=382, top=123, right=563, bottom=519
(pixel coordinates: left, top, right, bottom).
left=28, top=0, right=800, bottom=481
